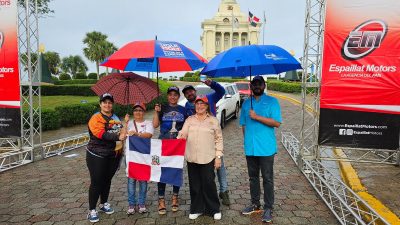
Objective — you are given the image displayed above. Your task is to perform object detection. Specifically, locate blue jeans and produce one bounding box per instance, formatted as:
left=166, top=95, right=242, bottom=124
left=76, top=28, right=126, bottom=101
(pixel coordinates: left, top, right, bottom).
left=216, top=157, right=228, bottom=193
left=127, top=178, right=148, bottom=206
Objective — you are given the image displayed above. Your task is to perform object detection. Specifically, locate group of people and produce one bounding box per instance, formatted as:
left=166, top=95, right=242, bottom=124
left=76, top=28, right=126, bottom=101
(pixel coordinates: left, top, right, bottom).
left=85, top=75, right=281, bottom=223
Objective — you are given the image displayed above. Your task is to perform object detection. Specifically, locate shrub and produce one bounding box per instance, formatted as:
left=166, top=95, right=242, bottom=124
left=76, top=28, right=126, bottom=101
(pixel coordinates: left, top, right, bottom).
left=51, top=76, right=59, bottom=82
left=74, top=72, right=87, bottom=79
left=88, top=73, right=98, bottom=80
left=41, top=109, right=61, bottom=131
left=59, top=73, right=71, bottom=80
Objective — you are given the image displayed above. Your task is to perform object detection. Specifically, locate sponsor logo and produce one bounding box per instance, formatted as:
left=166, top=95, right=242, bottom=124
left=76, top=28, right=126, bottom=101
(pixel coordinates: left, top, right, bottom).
left=0, top=0, right=11, bottom=6
left=341, top=19, right=388, bottom=60
left=264, top=53, right=286, bottom=60
left=0, top=32, right=3, bottom=49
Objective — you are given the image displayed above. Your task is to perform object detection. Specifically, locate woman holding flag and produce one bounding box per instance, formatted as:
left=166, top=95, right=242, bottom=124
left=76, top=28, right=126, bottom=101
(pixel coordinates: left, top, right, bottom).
left=178, top=96, right=223, bottom=220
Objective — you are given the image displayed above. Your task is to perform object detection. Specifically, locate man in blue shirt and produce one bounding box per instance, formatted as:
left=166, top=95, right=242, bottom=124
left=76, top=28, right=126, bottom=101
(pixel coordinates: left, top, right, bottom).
left=182, top=79, right=231, bottom=206
left=239, top=76, right=282, bottom=223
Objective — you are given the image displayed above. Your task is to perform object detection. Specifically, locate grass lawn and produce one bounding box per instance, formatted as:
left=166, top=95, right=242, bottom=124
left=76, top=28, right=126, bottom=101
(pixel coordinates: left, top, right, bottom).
left=41, top=96, right=99, bottom=110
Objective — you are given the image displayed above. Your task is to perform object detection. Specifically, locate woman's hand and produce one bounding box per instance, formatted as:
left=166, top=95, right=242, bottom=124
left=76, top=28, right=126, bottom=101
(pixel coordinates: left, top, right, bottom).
left=118, top=132, right=127, bottom=141
left=214, top=158, right=221, bottom=170
left=127, top=130, right=137, bottom=136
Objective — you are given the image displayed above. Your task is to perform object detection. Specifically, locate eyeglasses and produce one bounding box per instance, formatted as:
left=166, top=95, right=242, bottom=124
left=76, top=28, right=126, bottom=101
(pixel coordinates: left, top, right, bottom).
left=133, top=109, right=144, bottom=112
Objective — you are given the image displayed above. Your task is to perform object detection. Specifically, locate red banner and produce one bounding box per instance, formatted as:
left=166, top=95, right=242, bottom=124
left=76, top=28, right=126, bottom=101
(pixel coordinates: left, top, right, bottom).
left=318, top=0, right=400, bottom=149
left=0, top=0, right=21, bottom=137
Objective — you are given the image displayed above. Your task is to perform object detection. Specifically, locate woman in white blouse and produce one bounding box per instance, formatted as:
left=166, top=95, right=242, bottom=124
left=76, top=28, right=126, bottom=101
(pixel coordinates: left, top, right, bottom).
left=178, top=96, right=223, bottom=220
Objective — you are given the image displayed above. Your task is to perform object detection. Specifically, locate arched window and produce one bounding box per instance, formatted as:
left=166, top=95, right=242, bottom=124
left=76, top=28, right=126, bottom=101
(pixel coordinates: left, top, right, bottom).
left=223, top=18, right=230, bottom=23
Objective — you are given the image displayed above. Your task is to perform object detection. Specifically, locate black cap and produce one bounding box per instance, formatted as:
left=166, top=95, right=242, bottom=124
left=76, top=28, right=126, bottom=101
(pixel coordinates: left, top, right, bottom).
left=182, top=85, right=195, bottom=94
left=167, top=86, right=180, bottom=95
left=99, top=93, right=114, bottom=102
left=251, top=75, right=265, bottom=84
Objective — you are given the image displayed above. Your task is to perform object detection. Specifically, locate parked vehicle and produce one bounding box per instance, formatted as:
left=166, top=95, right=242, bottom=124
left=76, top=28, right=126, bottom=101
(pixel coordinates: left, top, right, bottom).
left=235, top=81, right=251, bottom=105
left=179, top=82, right=240, bottom=129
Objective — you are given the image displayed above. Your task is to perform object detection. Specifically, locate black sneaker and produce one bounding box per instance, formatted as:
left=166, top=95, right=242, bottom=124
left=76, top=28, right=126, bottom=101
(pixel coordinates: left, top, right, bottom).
left=262, top=208, right=273, bottom=223
left=241, top=204, right=262, bottom=215
left=219, top=191, right=231, bottom=206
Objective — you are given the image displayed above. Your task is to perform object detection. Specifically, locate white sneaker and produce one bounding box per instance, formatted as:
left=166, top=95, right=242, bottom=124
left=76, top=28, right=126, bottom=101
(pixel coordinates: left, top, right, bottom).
left=214, top=212, right=222, bottom=220
left=189, top=213, right=202, bottom=220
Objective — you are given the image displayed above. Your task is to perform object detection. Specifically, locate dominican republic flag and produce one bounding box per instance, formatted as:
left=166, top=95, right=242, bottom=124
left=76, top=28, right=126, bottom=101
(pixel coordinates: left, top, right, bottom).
left=126, top=136, right=186, bottom=187
left=249, top=11, right=260, bottom=27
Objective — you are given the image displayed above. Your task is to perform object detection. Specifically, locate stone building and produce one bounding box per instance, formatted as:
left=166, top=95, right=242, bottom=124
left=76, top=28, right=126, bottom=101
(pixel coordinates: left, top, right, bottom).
left=201, top=0, right=262, bottom=60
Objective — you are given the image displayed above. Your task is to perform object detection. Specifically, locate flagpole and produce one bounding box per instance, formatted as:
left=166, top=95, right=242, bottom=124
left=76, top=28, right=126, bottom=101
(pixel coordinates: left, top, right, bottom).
left=231, top=8, right=234, bottom=49
left=263, top=11, right=266, bottom=45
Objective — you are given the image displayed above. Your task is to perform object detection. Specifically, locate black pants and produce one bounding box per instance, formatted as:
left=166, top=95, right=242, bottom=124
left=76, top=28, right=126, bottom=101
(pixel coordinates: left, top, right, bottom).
left=246, top=155, right=274, bottom=209
left=157, top=183, right=180, bottom=197
left=187, top=160, right=220, bottom=215
left=86, top=151, right=121, bottom=210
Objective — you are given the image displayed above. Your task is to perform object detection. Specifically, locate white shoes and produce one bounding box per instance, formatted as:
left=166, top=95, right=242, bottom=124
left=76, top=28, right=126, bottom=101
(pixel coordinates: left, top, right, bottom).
left=189, top=213, right=202, bottom=220
left=214, top=212, right=222, bottom=220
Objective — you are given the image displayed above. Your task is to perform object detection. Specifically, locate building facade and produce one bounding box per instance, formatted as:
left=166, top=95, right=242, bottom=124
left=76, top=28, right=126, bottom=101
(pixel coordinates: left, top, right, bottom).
left=201, top=0, right=262, bottom=60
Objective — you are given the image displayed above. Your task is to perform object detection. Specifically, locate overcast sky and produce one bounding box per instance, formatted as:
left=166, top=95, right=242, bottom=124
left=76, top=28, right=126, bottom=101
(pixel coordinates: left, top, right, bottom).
left=39, top=0, right=306, bottom=77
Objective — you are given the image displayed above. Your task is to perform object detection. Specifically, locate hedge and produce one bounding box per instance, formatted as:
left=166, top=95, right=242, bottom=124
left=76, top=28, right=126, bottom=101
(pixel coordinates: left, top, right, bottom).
left=266, top=81, right=301, bottom=93
left=54, top=79, right=98, bottom=85
left=40, top=80, right=173, bottom=131
left=42, top=85, right=96, bottom=96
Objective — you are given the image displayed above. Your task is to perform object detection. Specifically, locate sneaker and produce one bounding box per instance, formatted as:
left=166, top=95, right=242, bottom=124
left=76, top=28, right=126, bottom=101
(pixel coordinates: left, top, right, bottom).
left=219, top=191, right=231, bottom=206
left=241, top=204, right=262, bottom=215
left=214, top=212, right=222, bottom=220
left=126, top=205, right=135, bottom=215
left=138, top=204, right=148, bottom=213
left=158, top=198, right=166, bottom=215
left=262, top=208, right=273, bottom=223
left=188, top=213, right=202, bottom=220
left=87, top=209, right=99, bottom=223
left=171, top=194, right=179, bottom=212
left=99, top=202, right=114, bottom=214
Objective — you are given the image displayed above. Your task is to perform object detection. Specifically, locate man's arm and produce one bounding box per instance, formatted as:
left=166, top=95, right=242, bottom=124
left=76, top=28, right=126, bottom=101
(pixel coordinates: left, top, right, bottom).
left=206, top=80, right=225, bottom=102
left=249, top=110, right=281, bottom=128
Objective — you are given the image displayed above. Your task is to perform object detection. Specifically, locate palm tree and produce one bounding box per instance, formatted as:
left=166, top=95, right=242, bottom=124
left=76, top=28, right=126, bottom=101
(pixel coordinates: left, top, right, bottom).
left=43, top=51, right=61, bottom=75
left=101, top=41, right=118, bottom=75
left=61, top=55, right=88, bottom=77
left=83, top=31, right=110, bottom=80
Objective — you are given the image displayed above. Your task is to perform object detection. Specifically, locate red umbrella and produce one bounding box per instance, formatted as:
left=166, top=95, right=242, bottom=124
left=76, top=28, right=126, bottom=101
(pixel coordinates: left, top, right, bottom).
left=91, top=72, right=159, bottom=105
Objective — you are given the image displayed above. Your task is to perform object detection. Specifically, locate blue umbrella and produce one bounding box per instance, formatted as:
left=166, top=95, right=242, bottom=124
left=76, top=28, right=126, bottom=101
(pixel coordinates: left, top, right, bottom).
left=200, top=45, right=301, bottom=77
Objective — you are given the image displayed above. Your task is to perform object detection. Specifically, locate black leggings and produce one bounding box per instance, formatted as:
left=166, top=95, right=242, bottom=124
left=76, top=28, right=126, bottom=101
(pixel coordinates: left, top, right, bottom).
left=86, top=151, right=121, bottom=210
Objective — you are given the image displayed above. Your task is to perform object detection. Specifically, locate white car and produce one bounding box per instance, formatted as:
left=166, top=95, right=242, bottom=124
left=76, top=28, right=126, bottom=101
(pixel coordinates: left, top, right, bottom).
left=179, top=82, right=241, bottom=129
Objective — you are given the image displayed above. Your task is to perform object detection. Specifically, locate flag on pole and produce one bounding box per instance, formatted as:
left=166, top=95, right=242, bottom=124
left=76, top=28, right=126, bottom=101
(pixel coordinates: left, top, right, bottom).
left=126, top=136, right=186, bottom=187
left=249, top=11, right=260, bottom=27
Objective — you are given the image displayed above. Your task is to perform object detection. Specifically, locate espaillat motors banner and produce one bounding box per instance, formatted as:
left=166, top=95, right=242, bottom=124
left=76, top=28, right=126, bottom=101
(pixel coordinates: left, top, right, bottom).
left=0, top=0, right=21, bottom=137
left=319, top=0, right=400, bottom=149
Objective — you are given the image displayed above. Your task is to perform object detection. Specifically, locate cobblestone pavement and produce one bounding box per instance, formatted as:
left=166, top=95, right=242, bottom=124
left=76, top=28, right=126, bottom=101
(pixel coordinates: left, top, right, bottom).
left=0, top=99, right=339, bottom=225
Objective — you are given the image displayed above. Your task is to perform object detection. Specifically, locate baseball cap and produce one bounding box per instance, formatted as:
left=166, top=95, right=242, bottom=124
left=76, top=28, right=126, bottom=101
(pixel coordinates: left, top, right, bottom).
left=99, top=93, right=114, bottom=103
left=182, top=85, right=195, bottom=94
left=132, top=102, right=146, bottom=111
left=194, top=95, right=209, bottom=104
left=251, top=75, right=265, bottom=84
left=167, top=86, right=180, bottom=94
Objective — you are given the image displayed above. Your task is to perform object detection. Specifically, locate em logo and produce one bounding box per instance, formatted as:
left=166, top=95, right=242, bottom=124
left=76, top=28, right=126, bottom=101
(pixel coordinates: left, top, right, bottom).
left=341, top=19, right=388, bottom=60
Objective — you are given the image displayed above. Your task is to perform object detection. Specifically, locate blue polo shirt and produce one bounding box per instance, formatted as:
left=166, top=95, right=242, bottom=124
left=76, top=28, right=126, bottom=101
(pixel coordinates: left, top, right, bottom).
left=239, top=94, right=282, bottom=156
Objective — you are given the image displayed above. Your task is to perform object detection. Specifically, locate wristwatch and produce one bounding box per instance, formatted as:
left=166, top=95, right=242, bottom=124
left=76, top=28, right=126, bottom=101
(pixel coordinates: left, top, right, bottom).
left=216, top=155, right=222, bottom=159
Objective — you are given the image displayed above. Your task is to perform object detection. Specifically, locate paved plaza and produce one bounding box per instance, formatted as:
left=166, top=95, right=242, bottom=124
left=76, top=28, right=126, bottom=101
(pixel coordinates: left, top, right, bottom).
left=0, top=99, right=339, bottom=225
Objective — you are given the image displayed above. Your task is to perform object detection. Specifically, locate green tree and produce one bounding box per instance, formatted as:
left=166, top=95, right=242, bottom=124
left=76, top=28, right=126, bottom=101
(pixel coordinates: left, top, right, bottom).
left=18, top=0, right=54, bottom=15
left=43, top=51, right=61, bottom=75
left=83, top=31, right=117, bottom=80
left=61, top=55, right=88, bottom=76
left=20, top=52, right=38, bottom=73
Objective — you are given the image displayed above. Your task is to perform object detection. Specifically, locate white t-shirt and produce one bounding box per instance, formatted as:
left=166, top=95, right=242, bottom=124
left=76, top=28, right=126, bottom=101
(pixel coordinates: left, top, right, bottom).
left=127, top=119, right=154, bottom=135
left=126, top=119, right=154, bottom=178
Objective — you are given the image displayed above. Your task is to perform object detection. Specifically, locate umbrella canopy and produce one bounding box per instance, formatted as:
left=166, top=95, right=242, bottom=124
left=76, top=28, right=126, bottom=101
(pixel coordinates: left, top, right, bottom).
left=201, top=45, right=302, bottom=77
left=91, top=72, right=159, bottom=105
left=100, top=40, right=207, bottom=72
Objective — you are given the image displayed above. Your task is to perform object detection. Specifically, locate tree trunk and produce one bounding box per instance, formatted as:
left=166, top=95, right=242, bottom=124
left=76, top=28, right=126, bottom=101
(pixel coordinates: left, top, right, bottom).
left=96, top=61, right=100, bottom=80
